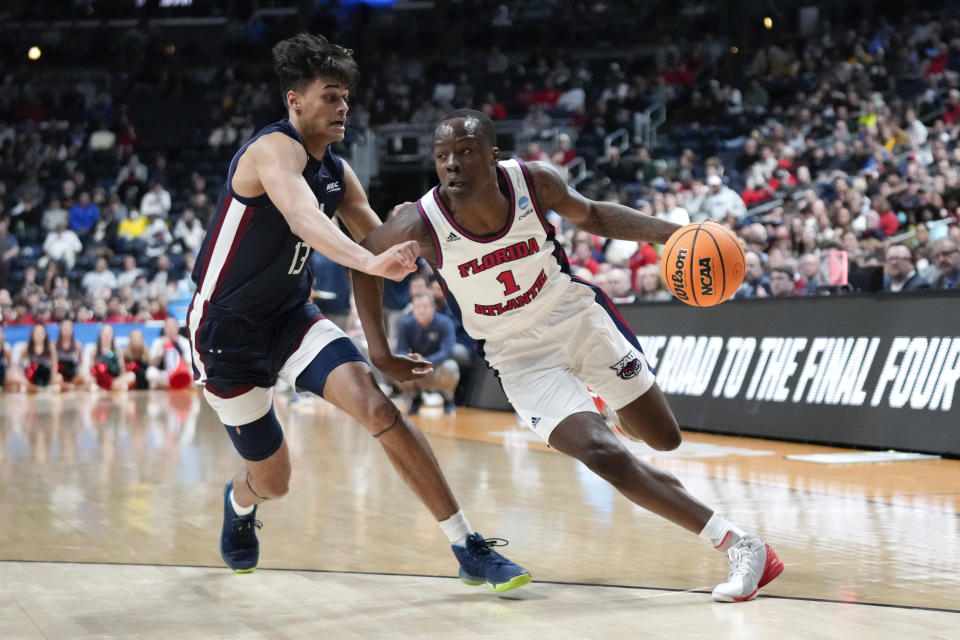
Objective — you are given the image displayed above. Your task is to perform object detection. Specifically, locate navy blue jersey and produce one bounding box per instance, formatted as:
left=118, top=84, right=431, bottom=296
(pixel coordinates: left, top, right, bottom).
left=190, top=120, right=345, bottom=327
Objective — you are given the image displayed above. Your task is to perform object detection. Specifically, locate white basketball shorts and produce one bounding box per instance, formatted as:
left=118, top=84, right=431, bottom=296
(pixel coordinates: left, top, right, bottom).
left=481, top=278, right=656, bottom=443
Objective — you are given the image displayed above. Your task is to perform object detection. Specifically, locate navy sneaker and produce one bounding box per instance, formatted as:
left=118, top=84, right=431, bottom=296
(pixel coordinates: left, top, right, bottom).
left=443, top=397, right=456, bottom=414
left=219, top=481, right=261, bottom=573
left=452, top=532, right=532, bottom=592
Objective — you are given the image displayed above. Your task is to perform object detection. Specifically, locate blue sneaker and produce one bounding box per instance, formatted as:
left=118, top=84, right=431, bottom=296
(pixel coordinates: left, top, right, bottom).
left=452, top=532, right=532, bottom=592
left=219, top=481, right=261, bottom=573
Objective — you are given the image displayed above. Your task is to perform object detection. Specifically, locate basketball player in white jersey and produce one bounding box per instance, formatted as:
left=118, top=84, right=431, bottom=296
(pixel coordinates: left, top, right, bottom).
left=353, top=109, right=783, bottom=602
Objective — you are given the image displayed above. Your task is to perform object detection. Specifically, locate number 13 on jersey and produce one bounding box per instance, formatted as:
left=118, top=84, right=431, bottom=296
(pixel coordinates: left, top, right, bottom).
left=288, top=241, right=311, bottom=275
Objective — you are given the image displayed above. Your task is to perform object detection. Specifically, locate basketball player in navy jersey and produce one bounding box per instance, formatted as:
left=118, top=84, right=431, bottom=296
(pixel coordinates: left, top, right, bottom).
left=189, top=36, right=529, bottom=592
left=353, top=109, right=783, bottom=603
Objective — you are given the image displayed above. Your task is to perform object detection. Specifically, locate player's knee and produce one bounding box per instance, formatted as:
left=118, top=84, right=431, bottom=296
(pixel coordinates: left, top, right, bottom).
left=646, top=420, right=682, bottom=451
left=440, top=359, right=460, bottom=379
left=251, top=470, right=290, bottom=499
left=359, top=393, right=400, bottom=433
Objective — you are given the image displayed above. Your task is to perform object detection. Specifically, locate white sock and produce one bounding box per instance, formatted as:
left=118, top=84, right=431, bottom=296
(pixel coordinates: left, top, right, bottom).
left=230, top=488, right=255, bottom=516
left=699, top=512, right=745, bottom=552
left=439, top=510, right=472, bottom=546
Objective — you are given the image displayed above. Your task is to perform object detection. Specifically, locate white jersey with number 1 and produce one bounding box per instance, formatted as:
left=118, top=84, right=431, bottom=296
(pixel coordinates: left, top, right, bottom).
left=416, top=158, right=571, bottom=341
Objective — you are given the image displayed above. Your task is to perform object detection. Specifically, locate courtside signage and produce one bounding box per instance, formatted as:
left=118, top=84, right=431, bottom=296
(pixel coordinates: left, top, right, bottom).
left=621, top=294, right=960, bottom=455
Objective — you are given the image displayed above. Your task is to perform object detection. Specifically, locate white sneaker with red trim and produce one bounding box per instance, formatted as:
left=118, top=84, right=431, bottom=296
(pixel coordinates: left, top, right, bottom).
left=711, top=535, right=784, bottom=602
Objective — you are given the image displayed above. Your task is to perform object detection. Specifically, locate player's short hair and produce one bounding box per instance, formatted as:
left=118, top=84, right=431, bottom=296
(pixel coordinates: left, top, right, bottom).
left=272, top=33, right=359, bottom=95
left=437, top=109, right=497, bottom=147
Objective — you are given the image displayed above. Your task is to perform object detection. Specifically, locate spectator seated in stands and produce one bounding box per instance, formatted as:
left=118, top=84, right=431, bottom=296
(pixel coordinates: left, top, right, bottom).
left=148, top=254, right=173, bottom=298
left=569, top=232, right=602, bottom=274
left=0, top=214, right=18, bottom=288
left=139, top=181, right=172, bottom=220
left=928, top=238, right=960, bottom=290
left=117, top=208, right=149, bottom=248
left=605, top=266, right=637, bottom=304
left=116, top=254, right=143, bottom=288
left=798, top=253, right=824, bottom=296
left=41, top=198, right=69, bottom=234
left=172, top=207, right=205, bottom=256
left=84, top=203, right=121, bottom=258
left=769, top=266, right=798, bottom=297
left=634, top=264, right=673, bottom=302
left=395, top=293, right=460, bottom=415
left=736, top=251, right=771, bottom=299
left=143, top=212, right=173, bottom=258
left=68, top=191, right=100, bottom=241
left=882, top=243, right=930, bottom=292
left=114, top=154, right=149, bottom=199
left=687, top=174, right=747, bottom=222
left=82, top=256, right=118, bottom=297
left=42, top=220, right=83, bottom=270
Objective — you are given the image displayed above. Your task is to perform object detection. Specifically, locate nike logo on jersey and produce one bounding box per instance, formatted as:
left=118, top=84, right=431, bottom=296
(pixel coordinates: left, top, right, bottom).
left=326, top=181, right=341, bottom=192
left=457, top=237, right=540, bottom=278
left=446, top=231, right=461, bottom=242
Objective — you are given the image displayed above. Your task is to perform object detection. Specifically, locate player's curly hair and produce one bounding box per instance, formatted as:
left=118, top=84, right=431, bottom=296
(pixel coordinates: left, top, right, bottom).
left=272, top=33, right=359, bottom=95
left=437, top=109, right=497, bottom=147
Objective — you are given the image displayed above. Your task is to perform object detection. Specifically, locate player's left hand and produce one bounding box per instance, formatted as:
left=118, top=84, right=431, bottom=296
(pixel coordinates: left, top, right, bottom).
left=367, top=240, right=421, bottom=281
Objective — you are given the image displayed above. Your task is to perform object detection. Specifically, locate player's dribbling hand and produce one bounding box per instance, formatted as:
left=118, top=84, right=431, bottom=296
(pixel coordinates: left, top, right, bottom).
left=368, top=240, right=420, bottom=281
left=373, top=352, right=434, bottom=381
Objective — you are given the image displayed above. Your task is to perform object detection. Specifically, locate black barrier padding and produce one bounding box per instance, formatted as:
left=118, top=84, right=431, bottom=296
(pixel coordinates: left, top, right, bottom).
left=623, top=293, right=960, bottom=456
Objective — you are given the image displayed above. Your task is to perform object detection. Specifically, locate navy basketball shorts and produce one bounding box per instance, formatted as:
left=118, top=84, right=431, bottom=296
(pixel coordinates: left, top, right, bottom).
left=189, top=302, right=364, bottom=428
left=481, top=279, right=655, bottom=443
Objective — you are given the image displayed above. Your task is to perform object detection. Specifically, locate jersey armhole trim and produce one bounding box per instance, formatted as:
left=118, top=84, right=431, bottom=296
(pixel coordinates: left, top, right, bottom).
left=417, top=198, right=443, bottom=269
left=516, top=158, right=552, bottom=235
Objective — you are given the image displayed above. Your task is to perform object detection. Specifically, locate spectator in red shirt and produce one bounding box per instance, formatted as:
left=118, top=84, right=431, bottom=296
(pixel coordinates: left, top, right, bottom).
left=942, top=89, right=960, bottom=124
left=570, top=236, right=601, bottom=274
left=627, top=241, right=659, bottom=284
left=533, top=78, right=561, bottom=107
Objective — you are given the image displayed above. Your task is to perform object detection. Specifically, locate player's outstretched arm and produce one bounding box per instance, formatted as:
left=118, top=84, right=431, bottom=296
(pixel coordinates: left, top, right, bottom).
left=526, top=160, right=682, bottom=244
left=352, top=204, right=437, bottom=382
left=248, top=133, right=417, bottom=281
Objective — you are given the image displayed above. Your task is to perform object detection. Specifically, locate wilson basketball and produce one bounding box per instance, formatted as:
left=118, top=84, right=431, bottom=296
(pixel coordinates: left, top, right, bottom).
left=660, top=222, right=745, bottom=307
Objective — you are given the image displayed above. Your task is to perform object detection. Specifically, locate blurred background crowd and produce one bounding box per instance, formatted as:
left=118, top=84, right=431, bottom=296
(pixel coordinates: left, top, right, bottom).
left=0, top=0, right=958, bottom=397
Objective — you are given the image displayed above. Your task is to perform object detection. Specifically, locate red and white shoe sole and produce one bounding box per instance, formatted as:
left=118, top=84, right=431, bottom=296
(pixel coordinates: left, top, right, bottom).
left=589, top=388, right=643, bottom=442
left=731, top=543, right=784, bottom=602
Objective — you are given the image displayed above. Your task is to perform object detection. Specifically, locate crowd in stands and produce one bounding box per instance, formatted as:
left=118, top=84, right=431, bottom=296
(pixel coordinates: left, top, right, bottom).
left=1, top=4, right=960, bottom=395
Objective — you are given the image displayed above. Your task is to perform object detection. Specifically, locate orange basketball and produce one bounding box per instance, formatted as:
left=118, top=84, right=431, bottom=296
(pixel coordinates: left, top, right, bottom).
left=660, top=222, right=745, bottom=307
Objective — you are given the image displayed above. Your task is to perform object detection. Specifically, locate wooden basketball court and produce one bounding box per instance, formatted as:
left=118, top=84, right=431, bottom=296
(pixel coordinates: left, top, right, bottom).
left=1, top=389, right=957, bottom=638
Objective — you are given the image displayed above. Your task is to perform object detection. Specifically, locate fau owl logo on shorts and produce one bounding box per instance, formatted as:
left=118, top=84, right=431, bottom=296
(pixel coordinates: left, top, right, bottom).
left=610, top=351, right=642, bottom=380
